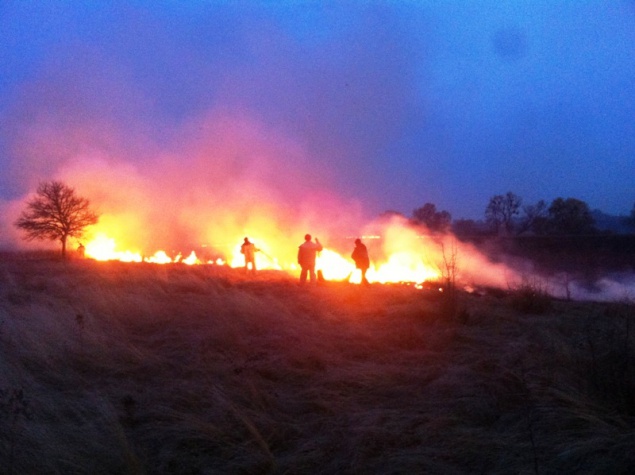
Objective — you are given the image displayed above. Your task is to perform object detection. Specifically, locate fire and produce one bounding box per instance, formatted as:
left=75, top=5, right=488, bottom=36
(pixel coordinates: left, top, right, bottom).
left=317, top=249, right=356, bottom=281
left=145, top=250, right=173, bottom=264
left=180, top=251, right=200, bottom=265
left=229, top=242, right=282, bottom=270
left=84, top=234, right=202, bottom=265
left=371, top=251, right=440, bottom=284
left=82, top=216, right=443, bottom=285
left=83, top=233, right=442, bottom=285
left=85, top=234, right=142, bottom=262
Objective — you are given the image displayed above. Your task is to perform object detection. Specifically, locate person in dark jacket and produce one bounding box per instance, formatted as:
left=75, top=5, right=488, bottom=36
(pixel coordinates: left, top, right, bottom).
left=297, top=234, right=323, bottom=284
left=351, top=238, right=370, bottom=285
left=240, top=237, right=258, bottom=273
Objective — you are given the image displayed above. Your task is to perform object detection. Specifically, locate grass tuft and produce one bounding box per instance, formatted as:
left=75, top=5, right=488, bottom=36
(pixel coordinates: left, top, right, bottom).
left=0, top=256, right=633, bottom=473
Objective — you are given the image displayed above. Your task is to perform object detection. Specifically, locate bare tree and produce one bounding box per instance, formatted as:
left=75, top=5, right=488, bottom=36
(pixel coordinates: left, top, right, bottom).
left=15, top=181, right=99, bottom=258
left=438, top=240, right=461, bottom=320
left=412, top=203, right=452, bottom=232
left=439, top=240, right=458, bottom=291
left=517, top=199, right=548, bottom=234
left=485, top=192, right=521, bottom=235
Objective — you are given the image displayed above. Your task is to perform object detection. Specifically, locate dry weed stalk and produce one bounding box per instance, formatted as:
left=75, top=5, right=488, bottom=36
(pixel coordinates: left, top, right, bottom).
left=438, top=240, right=462, bottom=321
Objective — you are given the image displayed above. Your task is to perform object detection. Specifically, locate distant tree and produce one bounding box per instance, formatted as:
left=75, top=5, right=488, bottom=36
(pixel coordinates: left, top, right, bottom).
left=518, top=199, right=548, bottom=234
left=592, top=209, right=632, bottom=234
left=15, top=181, right=99, bottom=258
left=452, top=218, right=487, bottom=237
left=546, top=197, right=595, bottom=235
left=485, top=192, right=521, bottom=235
left=412, top=203, right=451, bottom=232
left=622, top=202, right=635, bottom=232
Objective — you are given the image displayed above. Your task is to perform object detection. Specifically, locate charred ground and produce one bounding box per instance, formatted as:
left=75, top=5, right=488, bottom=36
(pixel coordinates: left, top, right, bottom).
left=0, top=254, right=634, bottom=474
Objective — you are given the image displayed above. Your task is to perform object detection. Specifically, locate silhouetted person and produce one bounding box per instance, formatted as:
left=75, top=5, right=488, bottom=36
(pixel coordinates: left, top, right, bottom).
left=77, top=243, right=85, bottom=259
left=297, top=234, right=322, bottom=284
left=240, top=237, right=258, bottom=273
left=351, top=238, right=370, bottom=285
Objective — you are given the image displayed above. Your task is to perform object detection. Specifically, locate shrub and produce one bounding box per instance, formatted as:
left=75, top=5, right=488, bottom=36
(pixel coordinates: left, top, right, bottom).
left=509, top=278, right=552, bottom=314
left=584, top=300, right=635, bottom=415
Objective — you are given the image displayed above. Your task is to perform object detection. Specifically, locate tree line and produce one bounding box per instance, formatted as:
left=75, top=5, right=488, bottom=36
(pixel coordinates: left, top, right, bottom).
left=408, top=192, right=635, bottom=237
left=12, top=180, right=635, bottom=259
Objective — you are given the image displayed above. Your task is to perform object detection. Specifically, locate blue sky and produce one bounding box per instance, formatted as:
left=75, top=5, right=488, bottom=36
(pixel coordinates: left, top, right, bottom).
left=1, top=1, right=634, bottom=221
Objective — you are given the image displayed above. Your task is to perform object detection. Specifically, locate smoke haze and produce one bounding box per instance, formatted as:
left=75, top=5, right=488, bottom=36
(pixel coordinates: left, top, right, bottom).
left=2, top=2, right=635, bottom=216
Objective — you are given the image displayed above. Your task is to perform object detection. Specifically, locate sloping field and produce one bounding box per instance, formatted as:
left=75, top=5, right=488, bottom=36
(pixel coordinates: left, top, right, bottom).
left=1, top=256, right=634, bottom=474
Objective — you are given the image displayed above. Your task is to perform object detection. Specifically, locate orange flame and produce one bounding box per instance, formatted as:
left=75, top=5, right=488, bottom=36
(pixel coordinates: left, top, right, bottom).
left=80, top=211, right=450, bottom=285
left=85, top=234, right=142, bottom=262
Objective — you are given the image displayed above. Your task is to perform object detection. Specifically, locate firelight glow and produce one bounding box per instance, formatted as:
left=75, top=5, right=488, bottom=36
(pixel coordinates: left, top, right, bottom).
left=82, top=219, right=445, bottom=285
left=84, top=233, right=202, bottom=265
left=85, top=234, right=142, bottom=263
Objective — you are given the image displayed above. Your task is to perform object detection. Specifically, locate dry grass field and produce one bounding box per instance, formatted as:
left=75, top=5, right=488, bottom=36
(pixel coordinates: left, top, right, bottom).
left=1, top=254, right=634, bottom=474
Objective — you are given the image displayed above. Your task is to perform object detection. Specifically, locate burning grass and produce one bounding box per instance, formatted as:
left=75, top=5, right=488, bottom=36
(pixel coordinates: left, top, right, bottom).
left=0, top=255, right=634, bottom=474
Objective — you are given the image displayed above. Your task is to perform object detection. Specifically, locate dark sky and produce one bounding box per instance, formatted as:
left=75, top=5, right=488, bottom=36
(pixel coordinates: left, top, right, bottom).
left=1, top=1, right=634, bottom=224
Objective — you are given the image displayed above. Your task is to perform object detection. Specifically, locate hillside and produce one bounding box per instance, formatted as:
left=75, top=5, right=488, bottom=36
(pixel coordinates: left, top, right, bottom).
left=1, top=256, right=634, bottom=474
